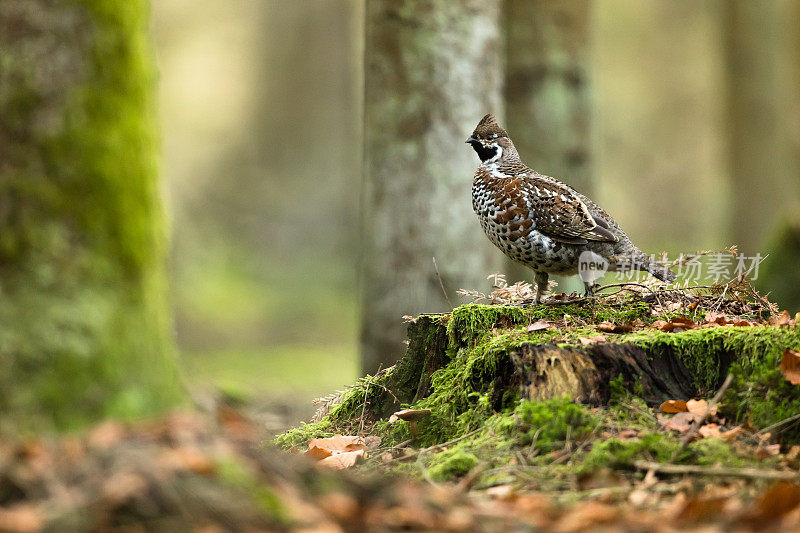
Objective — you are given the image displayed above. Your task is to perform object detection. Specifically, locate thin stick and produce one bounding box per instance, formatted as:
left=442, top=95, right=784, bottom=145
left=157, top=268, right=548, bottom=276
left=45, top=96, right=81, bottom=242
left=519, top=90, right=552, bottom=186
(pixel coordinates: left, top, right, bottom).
left=380, top=428, right=483, bottom=465
left=432, top=257, right=451, bottom=306
left=634, top=461, right=800, bottom=480
left=758, top=413, right=800, bottom=436
left=359, top=371, right=377, bottom=434
left=667, top=373, right=733, bottom=463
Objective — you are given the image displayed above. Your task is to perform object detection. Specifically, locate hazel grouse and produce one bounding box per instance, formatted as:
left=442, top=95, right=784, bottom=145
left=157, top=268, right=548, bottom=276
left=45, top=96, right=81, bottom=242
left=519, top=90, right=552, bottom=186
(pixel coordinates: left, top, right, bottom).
left=467, top=114, right=676, bottom=303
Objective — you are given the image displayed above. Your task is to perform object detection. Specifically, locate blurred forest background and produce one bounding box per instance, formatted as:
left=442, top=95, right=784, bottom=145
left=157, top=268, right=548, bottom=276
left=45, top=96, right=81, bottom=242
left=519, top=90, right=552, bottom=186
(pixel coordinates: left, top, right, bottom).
left=152, top=1, right=800, bottom=421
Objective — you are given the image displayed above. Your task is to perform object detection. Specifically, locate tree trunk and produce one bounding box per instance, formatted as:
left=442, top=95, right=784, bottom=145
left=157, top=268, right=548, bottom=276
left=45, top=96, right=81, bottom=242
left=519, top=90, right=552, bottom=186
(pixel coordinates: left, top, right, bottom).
left=360, top=0, right=504, bottom=374
left=0, top=0, right=182, bottom=433
left=502, top=0, right=592, bottom=289
left=504, top=0, right=592, bottom=192
left=724, top=0, right=800, bottom=255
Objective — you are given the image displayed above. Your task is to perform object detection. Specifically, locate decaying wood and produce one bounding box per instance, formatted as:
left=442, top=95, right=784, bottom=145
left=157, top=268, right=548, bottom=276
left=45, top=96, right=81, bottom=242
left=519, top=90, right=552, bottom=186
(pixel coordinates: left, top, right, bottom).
left=510, top=341, right=711, bottom=406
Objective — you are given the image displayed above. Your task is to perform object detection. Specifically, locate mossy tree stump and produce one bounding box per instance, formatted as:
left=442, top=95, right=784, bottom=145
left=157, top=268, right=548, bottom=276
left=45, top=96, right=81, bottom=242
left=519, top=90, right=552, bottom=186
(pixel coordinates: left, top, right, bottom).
left=279, top=300, right=800, bottom=447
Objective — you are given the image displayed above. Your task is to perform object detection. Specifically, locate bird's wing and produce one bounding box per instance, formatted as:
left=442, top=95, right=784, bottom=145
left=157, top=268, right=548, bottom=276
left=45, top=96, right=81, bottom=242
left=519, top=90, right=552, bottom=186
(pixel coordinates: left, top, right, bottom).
left=524, top=177, right=619, bottom=244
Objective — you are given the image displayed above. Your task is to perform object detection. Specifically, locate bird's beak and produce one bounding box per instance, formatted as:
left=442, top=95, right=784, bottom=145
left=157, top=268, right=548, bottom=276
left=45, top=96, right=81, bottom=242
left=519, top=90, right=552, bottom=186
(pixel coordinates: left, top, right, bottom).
left=465, top=136, right=477, bottom=144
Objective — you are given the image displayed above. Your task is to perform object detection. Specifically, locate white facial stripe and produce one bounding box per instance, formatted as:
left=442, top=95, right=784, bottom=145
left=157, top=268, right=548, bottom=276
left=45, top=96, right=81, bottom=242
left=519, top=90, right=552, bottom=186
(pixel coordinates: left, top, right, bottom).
left=485, top=144, right=502, bottom=164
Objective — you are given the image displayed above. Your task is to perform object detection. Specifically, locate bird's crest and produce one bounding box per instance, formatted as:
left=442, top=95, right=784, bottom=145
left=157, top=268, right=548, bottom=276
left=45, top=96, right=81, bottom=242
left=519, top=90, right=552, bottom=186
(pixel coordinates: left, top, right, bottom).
left=473, top=113, right=508, bottom=139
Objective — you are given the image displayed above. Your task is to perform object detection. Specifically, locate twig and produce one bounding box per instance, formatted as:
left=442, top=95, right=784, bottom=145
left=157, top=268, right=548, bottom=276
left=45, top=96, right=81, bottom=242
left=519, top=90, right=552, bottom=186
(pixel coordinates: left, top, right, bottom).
left=553, top=422, right=604, bottom=466
left=634, top=461, right=800, bottom=480
left=667, top=374, right=733, bottom=463
left=359, top=369, right=379, bottom=434
left=432, top=257, right=451, bottom=306
left=713, top=283, right=729, bottom=313
left=758, top=413, right=800, bottom=436
left=380, top=428, right=483, bottom=465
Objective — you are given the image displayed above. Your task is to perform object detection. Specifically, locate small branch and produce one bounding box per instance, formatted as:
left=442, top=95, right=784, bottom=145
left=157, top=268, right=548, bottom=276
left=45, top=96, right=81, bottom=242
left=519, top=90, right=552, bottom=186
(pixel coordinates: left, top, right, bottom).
left=359, top=371, right=377, bottom=434
left=758, top=413, right=800, bottom=436
left=667, top=374, right=733, bottom=464
left=432, top=257, right=451, bottom=306
left=380, top=428, right=483, bottom=466
left=642, top=374, right=734, bottom=484
left=634, top=461, right=800, bottom=480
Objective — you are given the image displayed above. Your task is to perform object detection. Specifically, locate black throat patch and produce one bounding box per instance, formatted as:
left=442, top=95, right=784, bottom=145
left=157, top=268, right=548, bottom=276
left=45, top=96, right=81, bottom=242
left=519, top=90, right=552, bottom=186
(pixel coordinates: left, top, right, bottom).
left=470, top=141, right=499, bottom=163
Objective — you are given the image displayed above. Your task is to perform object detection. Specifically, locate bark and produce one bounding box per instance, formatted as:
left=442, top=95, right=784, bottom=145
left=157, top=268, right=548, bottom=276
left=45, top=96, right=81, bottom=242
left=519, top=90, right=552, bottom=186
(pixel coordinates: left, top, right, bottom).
left=0, top=0, right=182, bottom=432
left=724, top=0, right=800, bottom=255
left=361, top=0, right=504, bottom=373
left=510, top=343, right=713, bottom=406
left=502, top=0, right=592, bottom=288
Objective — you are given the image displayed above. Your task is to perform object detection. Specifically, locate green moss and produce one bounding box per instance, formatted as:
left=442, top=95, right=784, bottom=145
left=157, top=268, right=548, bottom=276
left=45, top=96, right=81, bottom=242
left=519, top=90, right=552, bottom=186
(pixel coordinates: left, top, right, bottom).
left=494, top=398, right=598, bottom=448
left=687, top=438, right=749, bottom=467
left=580, top=434, right=677, bottom=473
left=272, top=420, right=333, bottom=448
left=622, top=325, right=800, bottom=393
left=722, top=342, right=800, bottom=441
left=279, top=300, right=800, bottom=459
left=0, top=0, right=183, bottom=434
left=446, top=304, right=527, bottom=349
left=427, top=449, right=479, bottom=481
left=579, top=432, right=754, bottom=474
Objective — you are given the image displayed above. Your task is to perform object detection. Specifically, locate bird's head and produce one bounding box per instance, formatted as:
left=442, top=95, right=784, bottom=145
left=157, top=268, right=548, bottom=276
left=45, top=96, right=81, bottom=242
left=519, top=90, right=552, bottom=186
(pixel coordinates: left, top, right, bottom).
left=466, top=114, right=512, bottom=163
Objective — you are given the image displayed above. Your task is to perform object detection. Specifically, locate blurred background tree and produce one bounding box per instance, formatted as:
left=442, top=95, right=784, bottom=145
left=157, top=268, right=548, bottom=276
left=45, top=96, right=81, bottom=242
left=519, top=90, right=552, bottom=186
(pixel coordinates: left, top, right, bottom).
left=147, top=0, right=800, bottom=425
left=724, top=0, right=800, bottom=256
left=0, top=0, right=182, bottom=434
left=360, top=0, right=504, bottom=373
left=503, top=0, right=592, bottom=289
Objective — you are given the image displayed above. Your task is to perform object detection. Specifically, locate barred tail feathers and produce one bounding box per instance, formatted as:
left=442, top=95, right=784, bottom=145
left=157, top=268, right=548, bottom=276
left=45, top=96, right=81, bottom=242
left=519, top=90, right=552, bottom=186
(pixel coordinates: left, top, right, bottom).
left=636, top=250, right=677, bottom=283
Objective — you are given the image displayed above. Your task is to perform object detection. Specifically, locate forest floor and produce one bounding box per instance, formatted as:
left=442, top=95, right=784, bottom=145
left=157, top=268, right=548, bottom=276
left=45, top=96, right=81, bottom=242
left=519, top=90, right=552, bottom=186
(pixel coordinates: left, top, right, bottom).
left=4, top=397, right=800, bottom=532
left=6, top=282, right=800, bottom=531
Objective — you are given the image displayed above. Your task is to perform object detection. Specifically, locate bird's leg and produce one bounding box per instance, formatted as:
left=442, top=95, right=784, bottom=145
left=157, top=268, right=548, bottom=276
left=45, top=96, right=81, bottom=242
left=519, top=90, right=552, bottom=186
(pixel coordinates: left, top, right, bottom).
left=583, top=279, right=598, bottom=298
left=534, top=271, right=549, bottom=304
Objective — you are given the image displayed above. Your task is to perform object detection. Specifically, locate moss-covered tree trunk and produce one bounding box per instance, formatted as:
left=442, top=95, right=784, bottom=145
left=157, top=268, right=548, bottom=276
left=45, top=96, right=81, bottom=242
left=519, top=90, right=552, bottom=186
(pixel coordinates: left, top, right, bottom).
left=0, top=0, right=183, bottom=433
left=502, top=0, right=592, bottom=289
left=360, top=0, right=504, bottom=374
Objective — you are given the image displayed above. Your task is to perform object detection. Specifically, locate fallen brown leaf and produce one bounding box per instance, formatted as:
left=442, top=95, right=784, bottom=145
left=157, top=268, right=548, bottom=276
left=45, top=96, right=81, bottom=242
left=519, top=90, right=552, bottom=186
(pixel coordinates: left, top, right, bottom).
left=305, top=445, right=333, bottom=460
left=87, top=421, right=125, bottom=451
left=527, top=320, right=553, bottom=332
left=756, top=443, right=781, bottom=459
left=308, top=435, right=366, bottom=454
left=704, top=312, right=729, bottom=325
left=596, top=321, right=633, bottom=333
left=652, top=320, right=671, bottom=331
left=697, top=423, right=742, bottom=441
left=317, top=491, right=361, bottom=521
left=744, top=481, right=800, bottom=525
left=660, top=400, right=689, bottom=413
left=781, top=349, right=800, bottom=385
left=485, top=485, right=517, bottom=501
left=160, top=447, right=216, bottom=476
left=771, top=310, right=797, bottom=327
left=578, top=335, right=606, bottom=345
left=658, top=412, right=694, bottom=433
left=786, top=445, right=800, bottom=468
left=0, top=504, right=44, bottom=533
left=670, top=316, right=697, bottom=331
left=686, top=399, right=717, bottom=420
left=318, top=449, right=365, bottom=469
left=674, top=496, right=727, bottom=524
left=653, top=316, right=697, bottom=332
left=101, top=472, right=148, bottom=506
